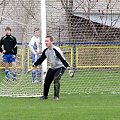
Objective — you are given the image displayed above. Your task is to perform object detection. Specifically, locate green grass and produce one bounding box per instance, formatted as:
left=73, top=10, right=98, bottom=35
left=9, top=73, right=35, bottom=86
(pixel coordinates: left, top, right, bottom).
left=0, top=94, right=120, bottom=120
left=0, top=70, right=4, bottom=80
left=0, top=69, right=120, bottom=120
left=0, top=69, right=120, bottom=96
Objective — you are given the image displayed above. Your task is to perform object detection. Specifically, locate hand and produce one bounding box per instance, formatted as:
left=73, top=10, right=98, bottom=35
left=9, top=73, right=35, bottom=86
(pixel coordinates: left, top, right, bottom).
left=69, top=69, right=74, bottom=78
left=27, top=66, right=37, bottom=73
left=2, top=50, right=6, bottom=53
left=34, top=52, right=37, bottom=55
left=12, top=55, right=16, bottom=58
left=66, top=67, right=71, bottom=70
left=33, top=65, right=37, bottom=70
left=67, top=67, right=74, bottom=78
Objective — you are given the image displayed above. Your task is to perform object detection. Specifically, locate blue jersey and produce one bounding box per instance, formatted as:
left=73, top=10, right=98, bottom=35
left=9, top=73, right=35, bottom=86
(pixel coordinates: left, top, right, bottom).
left=29, top=36, right=40, bottom=64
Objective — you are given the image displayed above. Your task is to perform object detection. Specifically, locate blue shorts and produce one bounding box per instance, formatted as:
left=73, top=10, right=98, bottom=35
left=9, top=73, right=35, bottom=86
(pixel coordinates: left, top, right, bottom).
left=3, top=54, right=16, bottom=63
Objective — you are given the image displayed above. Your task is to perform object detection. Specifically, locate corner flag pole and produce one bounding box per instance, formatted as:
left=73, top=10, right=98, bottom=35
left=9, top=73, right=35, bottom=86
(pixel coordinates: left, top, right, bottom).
left=41, top=0, right=47, bottom=78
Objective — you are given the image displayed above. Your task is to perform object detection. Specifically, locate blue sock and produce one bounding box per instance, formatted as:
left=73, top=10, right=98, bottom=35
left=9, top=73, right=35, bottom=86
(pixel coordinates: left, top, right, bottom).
left=37, top=69, right=41, bottom=81
left=5, top=69, right=10, bottom=80
left=12, top=70, right=17, bottom=80
left=32, top=70, right=36, bottom=82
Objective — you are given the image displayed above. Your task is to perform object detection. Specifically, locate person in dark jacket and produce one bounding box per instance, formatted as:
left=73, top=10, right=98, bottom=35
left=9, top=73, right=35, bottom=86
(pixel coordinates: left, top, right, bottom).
left=0, top=27, right=17, bottom=81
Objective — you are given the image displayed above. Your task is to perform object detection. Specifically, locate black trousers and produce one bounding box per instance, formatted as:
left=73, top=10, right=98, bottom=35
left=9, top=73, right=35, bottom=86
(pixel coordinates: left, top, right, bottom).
left=43, top=67, right=66, bottom=97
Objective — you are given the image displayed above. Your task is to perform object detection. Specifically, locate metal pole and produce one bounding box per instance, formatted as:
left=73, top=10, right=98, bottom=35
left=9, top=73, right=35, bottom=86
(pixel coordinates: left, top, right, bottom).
left=59, top=26, right=60, bottom=46
left=41, top=0, right=47, bottom=77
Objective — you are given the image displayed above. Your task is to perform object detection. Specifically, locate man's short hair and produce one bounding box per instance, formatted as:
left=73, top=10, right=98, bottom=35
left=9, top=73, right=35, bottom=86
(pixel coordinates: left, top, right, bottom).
left=34, top=28, right=40, bottom=32
left=46, top=35, right=53, bottom=42
left=5, top=26, right=11, bottom=31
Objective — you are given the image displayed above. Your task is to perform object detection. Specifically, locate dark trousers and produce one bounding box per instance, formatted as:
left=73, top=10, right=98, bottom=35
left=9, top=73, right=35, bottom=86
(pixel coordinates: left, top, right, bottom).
left=43, top=67, right=66, bottom=97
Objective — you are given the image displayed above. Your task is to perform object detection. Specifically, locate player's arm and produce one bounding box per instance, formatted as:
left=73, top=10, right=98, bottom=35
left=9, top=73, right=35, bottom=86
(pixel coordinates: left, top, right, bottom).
left=33, top=48, right=47, bottom=67
left=0, top=38, right=3, bottom=53
left=53, top=48, right=70, bottom=68
left=13, top=37, right=17, bottom=56
left=29, top=37, right=36, bottom=54
left=29, top=44, right=36, bottom=54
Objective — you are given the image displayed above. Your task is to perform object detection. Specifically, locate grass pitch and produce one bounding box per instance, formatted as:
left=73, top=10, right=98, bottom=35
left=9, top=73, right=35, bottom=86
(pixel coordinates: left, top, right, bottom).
left=0, top=69, right=120, bottom=120
left=0, top=94, right=120, bottom=120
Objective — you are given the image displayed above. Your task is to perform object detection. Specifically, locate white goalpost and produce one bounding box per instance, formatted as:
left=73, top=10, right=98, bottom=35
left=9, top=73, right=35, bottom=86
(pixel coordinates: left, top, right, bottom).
left=0, top=0, right=48, bottom=97
left=41, top=0, right=47, bottom=81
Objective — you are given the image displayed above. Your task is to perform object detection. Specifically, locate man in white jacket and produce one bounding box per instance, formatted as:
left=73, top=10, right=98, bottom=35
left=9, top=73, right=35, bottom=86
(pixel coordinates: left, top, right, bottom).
left=29, top=28, right=41, bottom=83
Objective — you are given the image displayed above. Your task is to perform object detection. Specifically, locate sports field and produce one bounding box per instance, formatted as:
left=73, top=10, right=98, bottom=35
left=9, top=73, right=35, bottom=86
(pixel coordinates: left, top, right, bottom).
left=0, top=69, right=120, bottom=96
left=0, top=94, right=120, bottom=120
left=0, top=69, right=120, bottom=120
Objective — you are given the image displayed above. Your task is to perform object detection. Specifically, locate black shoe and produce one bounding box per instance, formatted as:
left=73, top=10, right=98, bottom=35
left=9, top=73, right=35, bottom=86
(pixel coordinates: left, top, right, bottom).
left=53, top=96, right=59, bottom=100
left=40, top=96, right=48, bottom=100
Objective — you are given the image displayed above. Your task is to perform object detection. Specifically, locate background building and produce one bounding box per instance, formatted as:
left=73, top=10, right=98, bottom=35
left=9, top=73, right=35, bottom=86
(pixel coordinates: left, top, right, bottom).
left=0, top=0, right=120, bottom=43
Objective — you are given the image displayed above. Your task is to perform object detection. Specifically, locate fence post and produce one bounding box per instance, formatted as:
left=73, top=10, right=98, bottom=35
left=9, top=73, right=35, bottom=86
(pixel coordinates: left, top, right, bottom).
left=73, top=44, right=76, bottom=70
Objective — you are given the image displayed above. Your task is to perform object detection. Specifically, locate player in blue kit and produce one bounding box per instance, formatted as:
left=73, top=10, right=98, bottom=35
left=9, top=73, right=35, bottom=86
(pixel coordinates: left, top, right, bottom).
left=29, top=28, right=42, bottom=83
left=0, top=27, right=17, bottom=81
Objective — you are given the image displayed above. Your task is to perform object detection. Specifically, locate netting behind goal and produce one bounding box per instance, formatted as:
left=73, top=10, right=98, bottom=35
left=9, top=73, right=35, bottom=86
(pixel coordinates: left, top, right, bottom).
left=0, top=0, right=42, bottom=97
left=0, top=0, right=120, bottom=97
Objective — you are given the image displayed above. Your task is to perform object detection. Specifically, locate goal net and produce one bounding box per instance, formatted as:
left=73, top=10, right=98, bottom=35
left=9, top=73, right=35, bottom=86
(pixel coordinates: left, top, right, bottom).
left=0, top=0, right=120, bottom=97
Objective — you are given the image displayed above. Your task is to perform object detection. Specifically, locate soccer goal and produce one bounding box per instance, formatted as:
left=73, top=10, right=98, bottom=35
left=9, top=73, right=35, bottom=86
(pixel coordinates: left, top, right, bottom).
left=0, top=0, right=120, bottom=97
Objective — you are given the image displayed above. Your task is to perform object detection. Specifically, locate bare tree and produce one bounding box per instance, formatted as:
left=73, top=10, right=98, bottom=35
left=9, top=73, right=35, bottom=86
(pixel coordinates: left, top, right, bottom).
left=61, top=0, right=73, bottom=41
left=0, top=0, right=41, bottom=42
left=61, top=0, right=98, bottom=41
left=0, top=0, right=7, bottom=24
left=61, top=0, right=120, bottom=41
